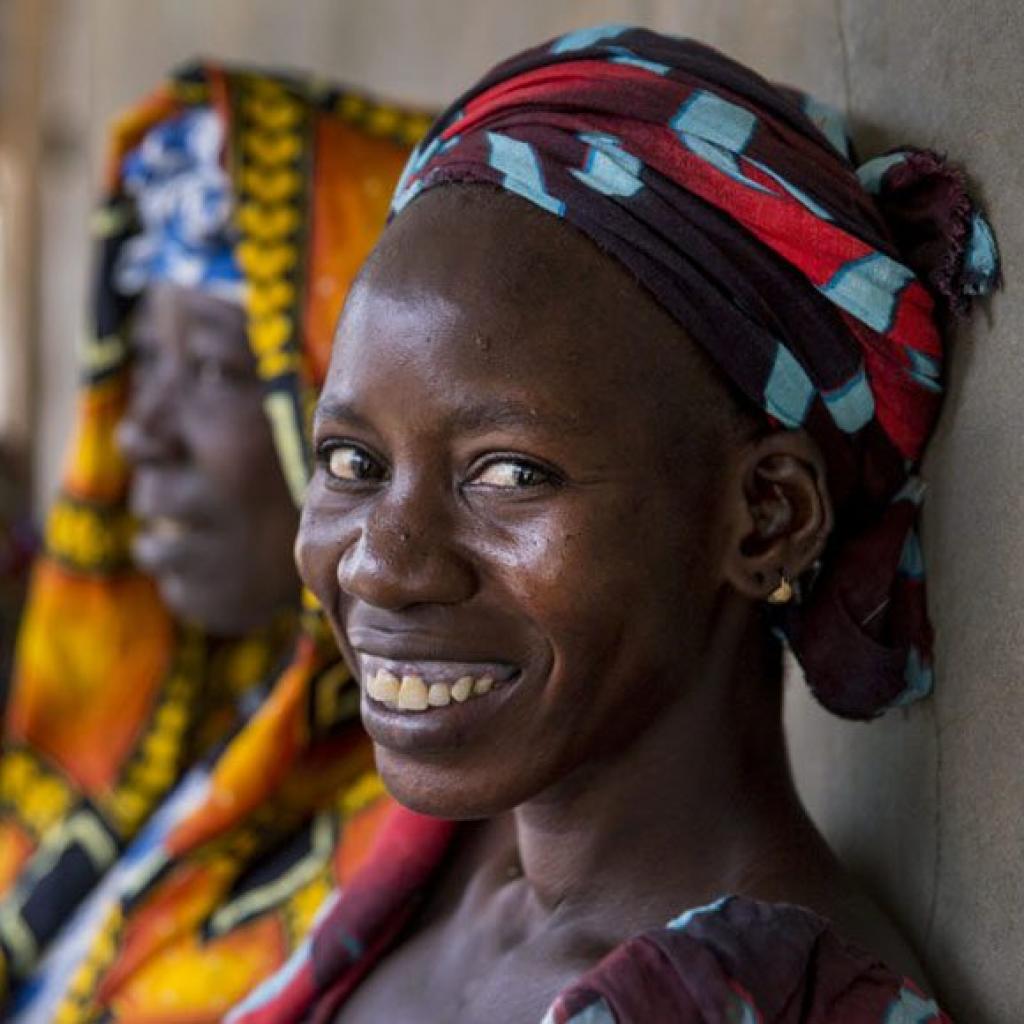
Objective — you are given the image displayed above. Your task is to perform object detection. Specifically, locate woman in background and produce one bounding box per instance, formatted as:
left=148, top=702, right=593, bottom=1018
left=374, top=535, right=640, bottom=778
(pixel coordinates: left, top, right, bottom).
left=0, top=64, right=427, bottom=1022
left=230, top=26, right=997, bottom=1024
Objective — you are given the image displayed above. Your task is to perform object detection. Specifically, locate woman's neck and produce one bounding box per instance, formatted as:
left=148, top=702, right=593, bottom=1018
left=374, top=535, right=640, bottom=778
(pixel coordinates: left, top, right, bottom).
left=508, top=605, right=818, bottom=931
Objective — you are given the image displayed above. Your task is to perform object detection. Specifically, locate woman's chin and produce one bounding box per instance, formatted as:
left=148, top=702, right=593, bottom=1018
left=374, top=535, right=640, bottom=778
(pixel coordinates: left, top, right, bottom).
left=160, top=589, right=247, bottom=636
left=152, top=570, right=285, bottom=637
left=374, top=749, right=525, bottom=821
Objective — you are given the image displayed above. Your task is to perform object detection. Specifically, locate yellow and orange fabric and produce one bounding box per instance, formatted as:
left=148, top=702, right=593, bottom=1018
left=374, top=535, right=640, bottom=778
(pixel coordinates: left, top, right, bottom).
left=0, top=62, right=428, bottom=1021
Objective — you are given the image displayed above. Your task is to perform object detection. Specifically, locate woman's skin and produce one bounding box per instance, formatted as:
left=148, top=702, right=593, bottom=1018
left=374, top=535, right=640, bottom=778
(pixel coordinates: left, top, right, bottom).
left=297, top=188, right=925, bottom=1022
left=118, top=281, right=300, bottom=635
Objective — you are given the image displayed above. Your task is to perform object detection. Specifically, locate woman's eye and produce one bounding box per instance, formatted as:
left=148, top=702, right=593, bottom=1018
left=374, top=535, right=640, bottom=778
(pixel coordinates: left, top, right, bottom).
left=470, top=459, right=553, bottom=489
left=325, top=444, right=385, bottom=482
left=188, top=355, right=252, bottom=388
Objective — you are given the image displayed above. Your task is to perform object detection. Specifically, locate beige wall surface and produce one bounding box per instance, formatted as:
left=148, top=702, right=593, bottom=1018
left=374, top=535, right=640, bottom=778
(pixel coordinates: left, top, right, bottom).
left=782, top=3, right=1024, bottom=1021
left=25, top=1, right=1020, bottom=1019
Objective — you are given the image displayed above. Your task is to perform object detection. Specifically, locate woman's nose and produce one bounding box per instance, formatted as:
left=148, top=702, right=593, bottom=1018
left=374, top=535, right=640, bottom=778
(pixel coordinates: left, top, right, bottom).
left=335, top=496, right=476, bottom=611
left=116, top=366, right=188, bottom=466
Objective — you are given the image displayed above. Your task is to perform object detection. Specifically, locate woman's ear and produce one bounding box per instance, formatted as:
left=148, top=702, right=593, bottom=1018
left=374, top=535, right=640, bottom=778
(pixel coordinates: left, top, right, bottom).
left=721, top=429, right=833, bottom=601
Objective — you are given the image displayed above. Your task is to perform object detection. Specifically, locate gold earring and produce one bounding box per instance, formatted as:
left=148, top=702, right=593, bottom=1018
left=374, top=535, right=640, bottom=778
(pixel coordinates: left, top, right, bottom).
left=767, top=570, right=793, bottom=605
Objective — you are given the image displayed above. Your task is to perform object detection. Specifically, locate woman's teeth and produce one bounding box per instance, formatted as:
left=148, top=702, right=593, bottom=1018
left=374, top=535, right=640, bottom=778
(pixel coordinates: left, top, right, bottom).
left=149, top=517, right=185, bottom=539
left=366, top=668, right=496, bottom=712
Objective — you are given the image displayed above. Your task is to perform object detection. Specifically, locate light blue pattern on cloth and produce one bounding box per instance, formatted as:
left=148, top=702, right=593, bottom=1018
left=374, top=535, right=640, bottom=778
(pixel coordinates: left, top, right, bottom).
left=114, top=107, right=243, bottom=302
left=892, top=476, right=927, bottom=506
left=821, top=366, right=876, bottom=433
left=550, top=24, right=630, bottom=54
left=394, top=133, right=442, bottom=199
left=749, top=158, right=835, bottom=221
left=540, top=999, right=617, bottom=1024
left=856, top=151, right=911, bottom=194
left=571, top=132, right=643, bottom=197
left=671, top=91, right=772, bottom=193
left=883, top=985, right=943, bottom=1023
left=675, top=132, right=772, bottom=191
left=607, top=48, right=672, bottom=75
left=963, top=211, right=1000, bottom=295
left=898, top=528, right=925, bottom=581
left=766, top=348, right=875, bottom=436
left=486, top=132, right=566, bottom=216
left=892, top=646, right=935, bottom=706
left=392, top=131, right=462, bottom=215
left=671, top=90, right=757, bottom=151
left=391, top=177, right=425, bottom=216
left=667, top=894, right=733, bottom=931
left=729, top=993, right=761, bottom=1024
left=801, top=94, right=853, bottom=161
left=905, top=347, right=943, bottom=393
left=763, top=344, right=816, bottom=427
left=820, top=251, right=916, bottom=334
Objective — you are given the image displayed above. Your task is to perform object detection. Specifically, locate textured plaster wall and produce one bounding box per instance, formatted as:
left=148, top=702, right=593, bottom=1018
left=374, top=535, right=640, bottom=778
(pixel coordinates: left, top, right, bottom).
left=781, top=3, right=1023, bottom=1021
left=31, top=1, right=1018, bottom=1018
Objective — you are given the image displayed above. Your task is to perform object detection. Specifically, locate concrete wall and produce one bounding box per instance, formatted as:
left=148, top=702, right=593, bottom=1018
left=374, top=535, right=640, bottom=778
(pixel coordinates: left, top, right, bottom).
left=27, top=1, right=1019, bottom=1018
left=781, top=4, right=1023, bottom=1021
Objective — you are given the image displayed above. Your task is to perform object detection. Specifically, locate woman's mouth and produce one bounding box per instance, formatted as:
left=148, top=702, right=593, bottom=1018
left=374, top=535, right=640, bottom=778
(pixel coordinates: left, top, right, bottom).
left=358, top=654, right=518, bottom=713
left=131, top=515, right=220, bottom=577
left=142, top=515, right=187, bottom=539
left=132, top=516, right=190, bottom=564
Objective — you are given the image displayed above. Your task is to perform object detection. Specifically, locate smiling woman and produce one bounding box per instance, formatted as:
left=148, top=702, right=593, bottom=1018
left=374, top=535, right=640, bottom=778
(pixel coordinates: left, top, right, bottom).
left=230, top=26, right=998, bottom=1024
left=301, top=190, right=762, bottom=824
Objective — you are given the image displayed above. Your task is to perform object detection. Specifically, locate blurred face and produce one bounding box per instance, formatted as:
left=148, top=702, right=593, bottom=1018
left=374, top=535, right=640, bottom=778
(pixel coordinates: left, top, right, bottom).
left=297, top=190, right=743, bottom=818
left=118, top=282, right=299, bottom=635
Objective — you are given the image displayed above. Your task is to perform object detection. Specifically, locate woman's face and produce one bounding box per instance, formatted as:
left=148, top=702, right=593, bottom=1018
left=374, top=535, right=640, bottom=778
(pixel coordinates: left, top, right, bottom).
left=118, top=281, right=300, bottom=635
left=298, top=190, right=745, bottom=817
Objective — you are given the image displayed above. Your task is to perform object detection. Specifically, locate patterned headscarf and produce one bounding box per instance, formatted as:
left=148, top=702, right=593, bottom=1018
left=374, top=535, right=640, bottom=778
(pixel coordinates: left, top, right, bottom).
left=0, top=63, right=429, bottom=1021
left=389, top=25, right=999, bottom=719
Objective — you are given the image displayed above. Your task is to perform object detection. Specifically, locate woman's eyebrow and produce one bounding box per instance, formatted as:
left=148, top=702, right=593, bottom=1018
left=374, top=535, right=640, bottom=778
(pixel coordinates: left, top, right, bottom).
left=315, top=397, right=587, bottom=435
left=448, top=398, right=587, bottom=435
left=314, top=399, right=375, bottom=430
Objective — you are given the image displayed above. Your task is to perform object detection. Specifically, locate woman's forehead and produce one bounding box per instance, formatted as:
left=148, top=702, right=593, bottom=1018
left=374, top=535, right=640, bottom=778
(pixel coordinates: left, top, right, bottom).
left=327, top=190, right=742, bottom=453
left=361, top=188, right=641, bottom=326
left=332, top=272, right=627, bottom=417
left=338, top=204, right=651, bottom=384
left=132, top=282, right=248, bottom=338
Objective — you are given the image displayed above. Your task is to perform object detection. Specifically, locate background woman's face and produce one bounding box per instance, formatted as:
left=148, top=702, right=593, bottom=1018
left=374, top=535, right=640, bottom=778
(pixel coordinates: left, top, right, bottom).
left=298, top=190, right=745, bottom=817
left=118, top=281, right=299, bottom=635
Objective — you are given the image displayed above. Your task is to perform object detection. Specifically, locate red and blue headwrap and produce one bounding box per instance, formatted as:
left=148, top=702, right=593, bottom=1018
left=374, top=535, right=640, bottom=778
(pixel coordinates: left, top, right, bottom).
left=389, top=25, right=999, bottom=718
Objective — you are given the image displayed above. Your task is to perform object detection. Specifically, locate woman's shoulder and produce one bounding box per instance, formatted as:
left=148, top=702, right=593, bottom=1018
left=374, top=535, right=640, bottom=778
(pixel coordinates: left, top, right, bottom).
left=545, top=895, right=950, bottom=1024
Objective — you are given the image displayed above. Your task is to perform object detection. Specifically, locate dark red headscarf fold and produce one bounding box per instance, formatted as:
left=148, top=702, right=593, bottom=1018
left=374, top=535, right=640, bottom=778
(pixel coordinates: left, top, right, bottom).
left=387, top=24, right=999, bottom=719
